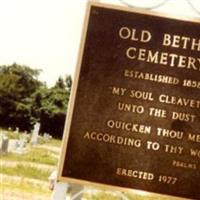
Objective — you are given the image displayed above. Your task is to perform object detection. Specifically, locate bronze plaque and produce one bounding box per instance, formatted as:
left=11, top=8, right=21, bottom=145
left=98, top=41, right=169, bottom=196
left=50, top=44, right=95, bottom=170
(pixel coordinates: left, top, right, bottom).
left=59, top=2, right=200, bottom=199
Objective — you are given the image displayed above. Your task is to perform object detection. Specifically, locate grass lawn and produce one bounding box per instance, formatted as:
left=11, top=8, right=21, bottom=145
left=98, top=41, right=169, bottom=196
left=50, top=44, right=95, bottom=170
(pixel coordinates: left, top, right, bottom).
left=0, top=174, right=51, bottom=200
left=1, top=176, right=50, bottom=195
left=1, top=164, right=51, bottom=181
left=1, top=134, right=61, bottom=165
left=42, top=138, right=62, bottom=147
left=1, top=131, right=183, bottom=200
left=1, top=146, right=58, bottom=165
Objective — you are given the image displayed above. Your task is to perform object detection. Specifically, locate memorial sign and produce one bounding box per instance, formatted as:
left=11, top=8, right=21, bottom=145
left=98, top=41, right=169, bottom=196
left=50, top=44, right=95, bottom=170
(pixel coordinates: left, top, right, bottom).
left=58, top=2, right=200, bottom=199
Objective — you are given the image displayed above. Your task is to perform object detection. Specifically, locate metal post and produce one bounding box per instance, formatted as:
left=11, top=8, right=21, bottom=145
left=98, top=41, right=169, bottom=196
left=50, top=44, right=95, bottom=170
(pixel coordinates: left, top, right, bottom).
left=50, top=181, right=69, bottom=200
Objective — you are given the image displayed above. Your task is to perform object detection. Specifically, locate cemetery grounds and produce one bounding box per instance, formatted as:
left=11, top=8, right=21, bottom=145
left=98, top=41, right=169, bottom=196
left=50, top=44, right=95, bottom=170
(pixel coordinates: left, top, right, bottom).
left=0, top=129, right=184, bottom=200
left=0, top=129, right=59, bottom=200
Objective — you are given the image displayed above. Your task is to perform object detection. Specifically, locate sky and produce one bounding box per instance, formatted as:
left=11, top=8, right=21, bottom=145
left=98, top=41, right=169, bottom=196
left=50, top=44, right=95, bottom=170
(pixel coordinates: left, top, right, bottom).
left=0, top=0, right=199, bottom=86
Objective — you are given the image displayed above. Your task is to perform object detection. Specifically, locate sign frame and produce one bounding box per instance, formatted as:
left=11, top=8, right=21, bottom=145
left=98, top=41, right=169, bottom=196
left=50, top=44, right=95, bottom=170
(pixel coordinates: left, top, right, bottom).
left=58, top=2, right=200, bottom=199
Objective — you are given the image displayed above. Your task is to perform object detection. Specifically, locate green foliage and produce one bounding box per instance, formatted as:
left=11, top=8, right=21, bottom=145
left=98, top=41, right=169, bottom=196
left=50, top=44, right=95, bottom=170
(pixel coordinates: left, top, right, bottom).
left=0, top=63, right=41, bottom=98
left=0, top=63, right=72, bottom=138
left=31, top=82, right=70, bottom=138
left=0, top=63, right=41, bottom=130
left=32, top=86, right=68, bottom=116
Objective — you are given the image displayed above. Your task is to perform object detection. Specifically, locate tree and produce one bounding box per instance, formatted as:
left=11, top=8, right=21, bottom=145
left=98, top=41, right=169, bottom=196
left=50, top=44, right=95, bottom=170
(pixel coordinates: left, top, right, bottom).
left=0, top=63, right=41, bottom=130
left=54, top=77, right=66, bottom=89
left=0, top=63, right=72, bottom=138
left=31, top=77, right=71, bottom=138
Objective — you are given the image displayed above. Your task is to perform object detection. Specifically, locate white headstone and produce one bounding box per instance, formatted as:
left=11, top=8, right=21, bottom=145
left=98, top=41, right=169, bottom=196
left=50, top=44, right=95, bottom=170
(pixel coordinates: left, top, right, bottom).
left=7, top=139, right=18, bottom=152
left=30, top=122, right=40, bottom=145
left=14, top=127, right=19, bottom=134
left=0, top=137, right=9, bottom=154
left=43, top=133, right=50, bottom=141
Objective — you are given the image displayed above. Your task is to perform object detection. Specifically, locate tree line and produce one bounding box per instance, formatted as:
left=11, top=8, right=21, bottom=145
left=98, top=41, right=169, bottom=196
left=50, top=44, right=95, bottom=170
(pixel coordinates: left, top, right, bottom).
left=0, top=63, right=71, bottom=138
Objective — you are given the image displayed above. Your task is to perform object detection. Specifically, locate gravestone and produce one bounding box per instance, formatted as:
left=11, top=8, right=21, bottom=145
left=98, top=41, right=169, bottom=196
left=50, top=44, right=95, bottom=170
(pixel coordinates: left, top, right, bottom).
left=16, top=139, right=26, bottom=154
left=30, top=122, right=40, bottom=145
left=7, top=139, right=27, bottom=154
left=7, top=139, right=18, bottom=152
left=0, top=136, right=9, bottom=154
left=14, top=127, right=19, bottom=134
left=43, top=133, right=51, bottom=141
